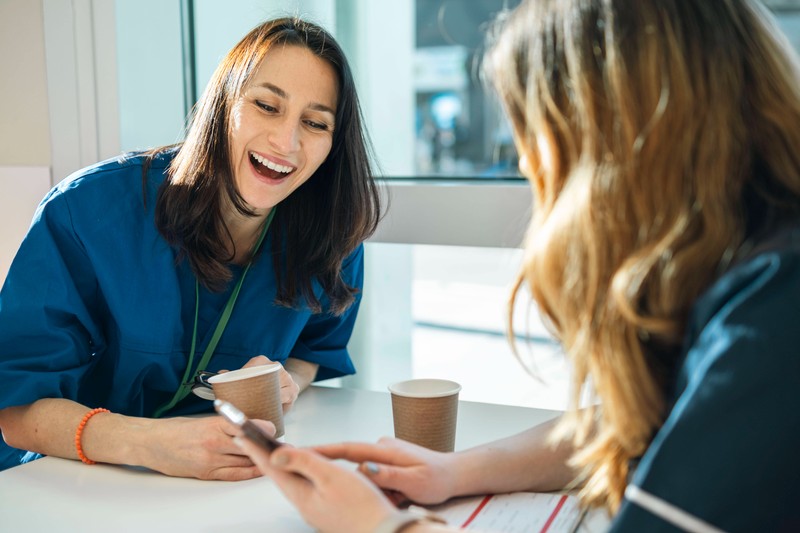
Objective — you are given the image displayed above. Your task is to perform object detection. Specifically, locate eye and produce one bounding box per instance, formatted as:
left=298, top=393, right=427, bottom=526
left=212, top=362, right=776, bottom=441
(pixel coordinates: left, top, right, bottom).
left=256, top=101, right=277, bottom=113
left=304, top=120, right=330, bottom=131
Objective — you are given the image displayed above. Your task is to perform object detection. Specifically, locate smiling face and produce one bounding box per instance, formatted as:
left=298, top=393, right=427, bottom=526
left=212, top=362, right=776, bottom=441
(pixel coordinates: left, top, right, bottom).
left=228, top=44, right=339, bottom=216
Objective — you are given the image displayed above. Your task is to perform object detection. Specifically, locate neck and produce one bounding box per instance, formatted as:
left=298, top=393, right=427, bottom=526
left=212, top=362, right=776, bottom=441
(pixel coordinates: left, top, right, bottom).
left=224, top=208, right=272, bottom=265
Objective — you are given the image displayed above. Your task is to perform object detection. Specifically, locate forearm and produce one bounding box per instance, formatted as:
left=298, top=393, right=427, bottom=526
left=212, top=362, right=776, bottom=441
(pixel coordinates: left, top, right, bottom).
left=449, top=416, right=577, bottom=496
left=283, top=357, right=318, bottom=392
left=0, top=398, right=154, bottom=465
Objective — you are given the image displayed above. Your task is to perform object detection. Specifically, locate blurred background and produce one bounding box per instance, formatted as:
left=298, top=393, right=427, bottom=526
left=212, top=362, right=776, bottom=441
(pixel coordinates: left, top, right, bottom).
left=2, top=0, right=800, bottom=411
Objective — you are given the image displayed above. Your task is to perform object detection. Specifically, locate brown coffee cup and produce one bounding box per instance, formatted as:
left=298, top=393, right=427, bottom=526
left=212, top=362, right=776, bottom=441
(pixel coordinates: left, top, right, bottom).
left=388, top=378, right=461, bottom=452
left=208, top=363, right=284, bottom=438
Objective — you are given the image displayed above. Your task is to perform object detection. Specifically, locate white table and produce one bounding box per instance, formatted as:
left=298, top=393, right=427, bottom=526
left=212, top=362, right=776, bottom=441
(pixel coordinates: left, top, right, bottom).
left=0, top=386, right=562, bottom=532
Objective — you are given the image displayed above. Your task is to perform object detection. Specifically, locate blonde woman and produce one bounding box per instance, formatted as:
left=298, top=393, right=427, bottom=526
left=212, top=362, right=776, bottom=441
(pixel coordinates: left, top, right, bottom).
left=234, top=1, right=800, bottom=531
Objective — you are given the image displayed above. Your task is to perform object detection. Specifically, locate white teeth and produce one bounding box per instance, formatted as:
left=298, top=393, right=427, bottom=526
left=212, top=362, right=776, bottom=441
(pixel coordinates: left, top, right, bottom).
left=251, top=152, right=294, bottom=173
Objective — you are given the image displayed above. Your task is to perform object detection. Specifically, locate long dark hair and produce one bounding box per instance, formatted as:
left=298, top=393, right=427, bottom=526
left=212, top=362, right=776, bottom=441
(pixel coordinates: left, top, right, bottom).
left=149, top=17, right=381, bottom=315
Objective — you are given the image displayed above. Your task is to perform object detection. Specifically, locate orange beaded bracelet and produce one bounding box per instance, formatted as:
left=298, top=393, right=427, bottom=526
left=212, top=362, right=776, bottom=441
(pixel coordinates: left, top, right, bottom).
left=74, top=407, right=109, bottom=465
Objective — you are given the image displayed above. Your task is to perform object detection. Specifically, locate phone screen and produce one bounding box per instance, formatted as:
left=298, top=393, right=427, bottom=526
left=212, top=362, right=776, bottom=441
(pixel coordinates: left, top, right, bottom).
left=214, top=399, right=283, bottom=453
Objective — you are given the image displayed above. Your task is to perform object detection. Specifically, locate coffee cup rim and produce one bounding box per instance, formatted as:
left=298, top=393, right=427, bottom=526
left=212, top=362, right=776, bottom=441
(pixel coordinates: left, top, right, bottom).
left=207, top=363, right=281, bottom=384
left=388, top=378, right=461, bottom=398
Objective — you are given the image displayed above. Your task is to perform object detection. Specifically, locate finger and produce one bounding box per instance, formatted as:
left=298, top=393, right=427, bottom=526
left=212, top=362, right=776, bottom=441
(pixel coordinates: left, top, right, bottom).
left=211, top=463, right=264, bottom=482
left=235, top=436, right=273, bottom=472
left=235, top=438, right=316, bottom=505
left=357, top=461, right=420, bottom=494
left=243, top=355, right=272, bottom=368
left=280, top=387, right=298, bottom=406
left=313, top=439, right=416, bottom=465
left=268, top=447, right=342, bottom=491
left=278, top=368, right=294, bottom=386
left=264, top=461, right=316, bottom=509
left=248, top=419, right=277, bottom=437
left=383, top=489, right=411, bottom=508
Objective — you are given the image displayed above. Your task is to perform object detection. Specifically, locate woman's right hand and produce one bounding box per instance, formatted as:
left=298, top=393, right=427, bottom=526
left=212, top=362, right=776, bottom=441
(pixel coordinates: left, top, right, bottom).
left=313, top=437, right=459, bottom=505
left=133, top=415, right=265, bottom=481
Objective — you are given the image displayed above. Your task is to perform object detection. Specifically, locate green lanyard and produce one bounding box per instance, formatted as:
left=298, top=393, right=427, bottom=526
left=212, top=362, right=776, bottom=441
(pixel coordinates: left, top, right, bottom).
left=153, top=208, right=276, bottom=418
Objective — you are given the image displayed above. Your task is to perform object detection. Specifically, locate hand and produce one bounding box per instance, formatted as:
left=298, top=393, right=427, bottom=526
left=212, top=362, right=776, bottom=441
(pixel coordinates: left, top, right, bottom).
left=235, top=438, right=396, bottom=533
left=314, top=438, right=457, bottom=505
left=140, top=415, right=266, bottom=481
left=238, top=356, right=300, bottom=412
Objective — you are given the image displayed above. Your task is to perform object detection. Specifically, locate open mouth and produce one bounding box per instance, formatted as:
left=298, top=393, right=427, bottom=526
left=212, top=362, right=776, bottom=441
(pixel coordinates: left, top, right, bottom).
left=249, top=152, right=296, bottom=180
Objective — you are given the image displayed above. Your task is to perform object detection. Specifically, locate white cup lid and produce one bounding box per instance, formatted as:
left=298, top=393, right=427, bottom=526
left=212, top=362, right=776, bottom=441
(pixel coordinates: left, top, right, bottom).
left=388, top=378, right=461, bottom=398
left=207, top=363, right=281, bottom=384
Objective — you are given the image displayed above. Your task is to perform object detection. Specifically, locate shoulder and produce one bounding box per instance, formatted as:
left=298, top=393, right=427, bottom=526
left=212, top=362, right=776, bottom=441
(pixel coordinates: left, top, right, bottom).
left=342, top=242, right=365, bottom=268
left=616, top=222, right=800, bottom=532
left=52, top=149, right=173, bottom=198
left=36, top=149, right=176, bottom=220
left=683, top=220, right=800, bottom=372
left=31, top=149, right=178, bottom=241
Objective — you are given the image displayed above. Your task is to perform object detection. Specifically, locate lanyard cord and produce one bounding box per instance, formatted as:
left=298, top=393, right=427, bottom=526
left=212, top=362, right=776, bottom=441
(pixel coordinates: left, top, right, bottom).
left=153, top=208, right=276, bottom=418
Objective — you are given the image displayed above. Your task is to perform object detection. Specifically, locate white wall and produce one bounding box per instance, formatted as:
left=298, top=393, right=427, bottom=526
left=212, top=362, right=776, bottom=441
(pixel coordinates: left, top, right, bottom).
left=0, top=0, right=53, bottom=283
left=0, top=0, right=51, bottom=167
left=0, top=168, right=52, bottom=286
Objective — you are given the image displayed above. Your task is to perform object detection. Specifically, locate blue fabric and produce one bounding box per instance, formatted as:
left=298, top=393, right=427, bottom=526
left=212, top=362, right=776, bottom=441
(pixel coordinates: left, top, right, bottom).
left=0, top=151, right=361, bottom=470
left=612, top=223, right=800, bottom=532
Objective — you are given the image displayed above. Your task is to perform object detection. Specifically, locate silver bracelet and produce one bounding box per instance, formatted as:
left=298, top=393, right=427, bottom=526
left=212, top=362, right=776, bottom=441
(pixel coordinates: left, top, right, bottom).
left=373, top=506, right=447, bottom=533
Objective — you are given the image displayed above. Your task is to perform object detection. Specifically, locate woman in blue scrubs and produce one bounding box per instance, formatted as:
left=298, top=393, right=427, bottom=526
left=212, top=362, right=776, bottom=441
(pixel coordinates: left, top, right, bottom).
left=234, top=1, right=800, bottom=532
left=0, top=17, right=381, bottom=479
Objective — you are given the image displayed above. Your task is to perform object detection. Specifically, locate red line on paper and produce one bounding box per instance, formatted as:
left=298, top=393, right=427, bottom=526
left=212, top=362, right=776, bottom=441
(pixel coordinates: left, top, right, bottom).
left=539, top=495, right=568, bottom=533
left=461, top=495, right=494, bottom=528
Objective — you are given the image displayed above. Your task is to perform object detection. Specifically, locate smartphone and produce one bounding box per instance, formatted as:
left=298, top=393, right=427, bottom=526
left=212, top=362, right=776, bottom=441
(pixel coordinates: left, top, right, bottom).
left=214, top=399, right=283, bottom=453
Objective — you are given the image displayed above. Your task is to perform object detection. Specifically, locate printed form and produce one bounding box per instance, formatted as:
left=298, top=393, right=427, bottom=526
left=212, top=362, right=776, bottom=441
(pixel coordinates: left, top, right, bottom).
left=429, top=492, right=611, bottom=533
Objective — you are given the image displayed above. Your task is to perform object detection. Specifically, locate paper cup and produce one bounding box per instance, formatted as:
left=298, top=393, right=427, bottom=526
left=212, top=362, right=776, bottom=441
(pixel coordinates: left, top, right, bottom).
left=388, top=378, right=461, bottom=452
left=208, top=363, right=284, bottom=438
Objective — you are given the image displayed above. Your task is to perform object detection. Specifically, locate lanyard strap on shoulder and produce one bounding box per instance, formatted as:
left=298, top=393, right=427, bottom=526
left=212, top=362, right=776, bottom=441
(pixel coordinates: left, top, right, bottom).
left=153, top=208, right=276, bottom=418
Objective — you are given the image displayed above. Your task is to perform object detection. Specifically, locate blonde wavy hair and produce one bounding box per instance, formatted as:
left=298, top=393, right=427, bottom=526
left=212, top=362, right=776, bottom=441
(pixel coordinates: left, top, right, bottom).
left=486, top=0, right=800, bottom=511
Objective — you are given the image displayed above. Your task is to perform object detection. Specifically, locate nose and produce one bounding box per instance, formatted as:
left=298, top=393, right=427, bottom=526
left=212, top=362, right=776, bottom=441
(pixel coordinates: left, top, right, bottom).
left=268, top=116, right=300, bottom=154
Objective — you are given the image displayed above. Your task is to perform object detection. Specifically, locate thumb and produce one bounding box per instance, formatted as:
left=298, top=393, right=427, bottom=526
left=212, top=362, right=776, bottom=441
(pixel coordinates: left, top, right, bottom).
left=271, top=447, right=332, bottom=488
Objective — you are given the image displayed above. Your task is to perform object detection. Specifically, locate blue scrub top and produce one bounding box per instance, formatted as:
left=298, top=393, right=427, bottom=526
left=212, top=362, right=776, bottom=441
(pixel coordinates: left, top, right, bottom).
left=611, top=222, right=800, bottom=532
left=0, top=151, right=362, bottom=470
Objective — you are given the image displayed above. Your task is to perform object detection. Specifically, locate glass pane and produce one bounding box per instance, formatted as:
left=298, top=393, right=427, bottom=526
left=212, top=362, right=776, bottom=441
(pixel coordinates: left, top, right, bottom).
left=115, top=1, right=800, bottom=177
left=115, top=0, right=523, bottom=178
left=411, top=244, right=568, bottom=410
left=414, top=0, right=522, bottom=178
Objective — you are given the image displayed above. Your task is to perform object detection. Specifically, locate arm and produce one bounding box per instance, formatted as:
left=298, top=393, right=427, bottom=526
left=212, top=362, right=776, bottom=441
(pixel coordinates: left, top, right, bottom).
left=0, top=398, right=265, bottom=480
left=314, top=415, right=577, bottom=505
left=283, top=357, right=318, bottom=393
left=449, top=415, right=577, bottom=496
left=287, top=245, right=365, bottom=383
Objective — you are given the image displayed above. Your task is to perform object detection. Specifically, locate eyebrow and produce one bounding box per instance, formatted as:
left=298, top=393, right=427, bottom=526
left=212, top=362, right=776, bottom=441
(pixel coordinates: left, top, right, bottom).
left=256, top=82, right=336, bottom=116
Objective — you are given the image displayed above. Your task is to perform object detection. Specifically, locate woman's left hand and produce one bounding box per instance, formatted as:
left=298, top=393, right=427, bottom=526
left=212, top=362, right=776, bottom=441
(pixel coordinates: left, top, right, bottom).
left=240, top=356, right=300, bottom=412
left=236, top=439, right=396, bottom=533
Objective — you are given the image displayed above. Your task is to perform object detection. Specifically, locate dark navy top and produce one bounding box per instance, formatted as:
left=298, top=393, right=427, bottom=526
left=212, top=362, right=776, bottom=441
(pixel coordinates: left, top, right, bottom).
left=0, top=151, right=362, bottom=470
left=611, top=222, right=800, bottom=532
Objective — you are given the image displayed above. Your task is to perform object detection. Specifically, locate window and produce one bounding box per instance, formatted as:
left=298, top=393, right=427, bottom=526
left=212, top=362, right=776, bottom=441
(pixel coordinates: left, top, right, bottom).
left=44, top=0, right=800, bottom=409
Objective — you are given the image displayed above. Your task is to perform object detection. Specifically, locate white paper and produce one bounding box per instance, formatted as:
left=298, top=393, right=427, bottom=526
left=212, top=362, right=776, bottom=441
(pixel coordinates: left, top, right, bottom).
left=428, top=492, right=610, bottom=533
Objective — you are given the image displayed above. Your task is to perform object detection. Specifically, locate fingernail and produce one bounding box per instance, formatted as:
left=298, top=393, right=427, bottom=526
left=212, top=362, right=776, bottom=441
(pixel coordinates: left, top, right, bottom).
left=232, top=436, right=245, bottom=448
left=364, top=461, right=380, bottom=475
left=271, top=452, right=289, bottom=467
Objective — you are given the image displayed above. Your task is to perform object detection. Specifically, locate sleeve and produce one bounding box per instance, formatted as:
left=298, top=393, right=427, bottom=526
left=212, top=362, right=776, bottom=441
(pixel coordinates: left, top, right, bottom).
left=288, top=244, right=364, bottom=381
left=610, top=252, right=800, bottom=533
left=0, top=190, right=106, bottom=410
